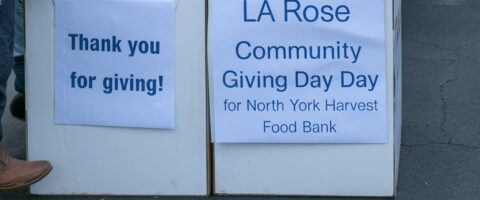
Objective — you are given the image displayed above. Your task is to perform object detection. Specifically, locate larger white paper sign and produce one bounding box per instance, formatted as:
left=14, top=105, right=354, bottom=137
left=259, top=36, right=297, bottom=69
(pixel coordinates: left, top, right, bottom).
left=55, top=0, right=175, bottom=129
left=209, top=0, right=387, bottom=143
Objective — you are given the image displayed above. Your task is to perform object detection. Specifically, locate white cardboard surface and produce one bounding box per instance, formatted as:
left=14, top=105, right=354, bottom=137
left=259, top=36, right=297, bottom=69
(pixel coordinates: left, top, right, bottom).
left=26, top=0, right=208, bottom=195
left=54, top=0, right=176, bottom=129
left=213, top=0, right=398, bottom=196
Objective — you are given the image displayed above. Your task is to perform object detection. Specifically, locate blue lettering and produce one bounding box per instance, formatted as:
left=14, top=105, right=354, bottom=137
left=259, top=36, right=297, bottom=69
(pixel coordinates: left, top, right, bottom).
left=236, top=41, right=251, bottom=59
left=284, top=0, right=302, bottom=22
left=258, top=0, right=275, bottom=22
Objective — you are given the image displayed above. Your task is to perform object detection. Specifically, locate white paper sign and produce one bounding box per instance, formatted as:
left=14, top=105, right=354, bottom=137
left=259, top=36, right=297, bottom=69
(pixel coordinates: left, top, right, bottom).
left=55, top=0, right=175, bottom=129
left=209, top=0, right=387, bottom=143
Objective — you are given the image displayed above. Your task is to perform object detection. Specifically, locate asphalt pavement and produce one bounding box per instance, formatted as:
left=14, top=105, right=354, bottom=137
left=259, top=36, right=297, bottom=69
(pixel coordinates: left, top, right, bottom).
left=1, top=0, right=480, bottom=199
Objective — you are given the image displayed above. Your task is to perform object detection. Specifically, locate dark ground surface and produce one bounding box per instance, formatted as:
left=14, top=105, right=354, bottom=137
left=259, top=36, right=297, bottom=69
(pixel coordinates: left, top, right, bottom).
left=1, top=0, right=480, bottom=199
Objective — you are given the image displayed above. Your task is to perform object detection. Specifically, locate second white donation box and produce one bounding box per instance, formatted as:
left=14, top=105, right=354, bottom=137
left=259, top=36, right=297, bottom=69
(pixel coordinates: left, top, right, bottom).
left=209, top=0, right=402, bottom=197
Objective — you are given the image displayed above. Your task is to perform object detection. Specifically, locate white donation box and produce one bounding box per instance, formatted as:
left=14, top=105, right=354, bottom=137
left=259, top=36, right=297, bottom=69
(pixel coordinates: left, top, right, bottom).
left=26, top=0, right=209, bottom=195
left=209, top=0, right=402, bottom=196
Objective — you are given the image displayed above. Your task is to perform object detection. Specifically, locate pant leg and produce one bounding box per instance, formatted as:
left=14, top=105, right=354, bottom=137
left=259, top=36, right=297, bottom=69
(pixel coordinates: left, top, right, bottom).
left=0, top=0, right=15, bottom=141
left=13, top=0, right=24, bottom=94
left=13, top=56, right=23, bottom=94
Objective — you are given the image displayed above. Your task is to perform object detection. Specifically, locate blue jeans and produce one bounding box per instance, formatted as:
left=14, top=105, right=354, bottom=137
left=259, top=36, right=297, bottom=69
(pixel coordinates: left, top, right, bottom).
left=14, top=55, right=24, bottom=94
left=13, top=0, right=24, bottom=94
left=0, top=0, right=15, bottom=141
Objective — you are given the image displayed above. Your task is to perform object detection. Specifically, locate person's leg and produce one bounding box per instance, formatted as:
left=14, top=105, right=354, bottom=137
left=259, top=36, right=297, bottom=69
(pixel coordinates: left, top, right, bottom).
left=10, top=56, right=24, bottom=120
left=13, top=0, right=24, bottom=95
left=10, top=0, right=25, bottom=120
left=0, top=0, right=16, bottom=140
left=0, top=0, right=52, bottom=191
left=13, top=57, right=23, bottom=94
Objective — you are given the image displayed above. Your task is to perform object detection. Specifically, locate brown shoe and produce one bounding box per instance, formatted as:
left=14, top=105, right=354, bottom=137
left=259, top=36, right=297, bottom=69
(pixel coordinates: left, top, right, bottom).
left=0, top=150, right=52, bottom=191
